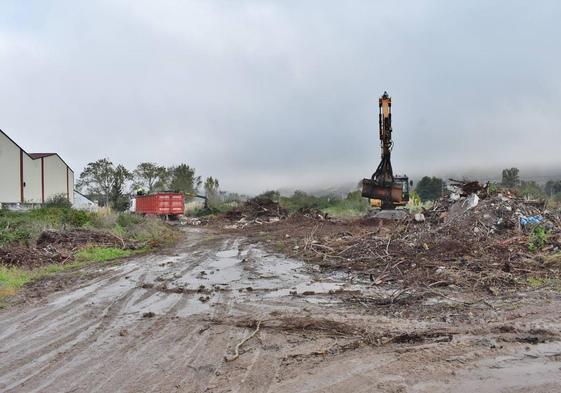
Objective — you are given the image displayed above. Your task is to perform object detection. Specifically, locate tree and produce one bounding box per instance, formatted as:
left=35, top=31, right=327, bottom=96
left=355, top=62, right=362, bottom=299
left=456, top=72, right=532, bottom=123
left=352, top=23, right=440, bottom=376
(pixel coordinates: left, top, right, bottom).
left=77, top=158, right=116, bottom=207
left=133, top=162, right=167, bottom=193
left=257, top=190, right=280, bottom=202
left=502, top=168, right=520, bottom=188
left=415, top=176, right=444, bottom=201
left=110, top=165, right=132, bottom=211
left=168, top=164, right=201, bottom=195
left=78, top=159, right=132, bottom=209
left=204, top=177, right=220, bottom=205
left=545, top=180, right=561, bottom=196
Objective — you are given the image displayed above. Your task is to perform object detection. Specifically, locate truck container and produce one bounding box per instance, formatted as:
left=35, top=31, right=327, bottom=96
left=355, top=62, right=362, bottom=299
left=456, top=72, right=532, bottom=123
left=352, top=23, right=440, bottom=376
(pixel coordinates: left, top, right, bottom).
left=134, top=193, right=184, bottom=218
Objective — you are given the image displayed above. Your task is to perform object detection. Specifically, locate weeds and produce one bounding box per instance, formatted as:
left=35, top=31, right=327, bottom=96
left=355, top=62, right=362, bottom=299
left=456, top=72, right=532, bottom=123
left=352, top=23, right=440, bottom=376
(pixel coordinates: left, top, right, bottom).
left=528, top=225, right=549, bottom=252
left=75, top=247, right=132, bottom=262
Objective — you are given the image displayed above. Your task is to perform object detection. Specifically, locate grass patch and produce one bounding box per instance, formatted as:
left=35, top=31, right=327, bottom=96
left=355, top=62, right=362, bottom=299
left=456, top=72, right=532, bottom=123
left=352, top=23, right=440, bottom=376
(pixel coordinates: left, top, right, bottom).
left=0, top=246, right=135, bottom=305
left=75, top=247, right=132, bottom=262
left=527, top=277, right=548, bottom=288
left=0, top=266, right=32, bottom=297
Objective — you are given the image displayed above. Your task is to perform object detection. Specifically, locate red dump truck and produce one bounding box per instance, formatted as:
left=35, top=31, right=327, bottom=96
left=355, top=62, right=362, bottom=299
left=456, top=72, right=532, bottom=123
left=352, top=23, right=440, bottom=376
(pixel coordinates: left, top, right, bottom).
left=134, top=193, right=184, bottom=219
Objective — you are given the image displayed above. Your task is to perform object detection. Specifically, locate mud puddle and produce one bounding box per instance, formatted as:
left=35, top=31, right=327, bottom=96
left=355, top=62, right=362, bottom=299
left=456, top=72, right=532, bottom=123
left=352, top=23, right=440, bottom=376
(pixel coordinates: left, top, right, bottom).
left=140, top=236, right=372, bottom=316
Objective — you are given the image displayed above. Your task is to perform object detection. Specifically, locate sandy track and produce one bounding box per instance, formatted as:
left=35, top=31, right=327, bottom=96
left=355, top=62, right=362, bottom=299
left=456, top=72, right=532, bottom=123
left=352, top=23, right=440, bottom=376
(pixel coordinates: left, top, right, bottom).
left=1, top=228, right=561, bottom=393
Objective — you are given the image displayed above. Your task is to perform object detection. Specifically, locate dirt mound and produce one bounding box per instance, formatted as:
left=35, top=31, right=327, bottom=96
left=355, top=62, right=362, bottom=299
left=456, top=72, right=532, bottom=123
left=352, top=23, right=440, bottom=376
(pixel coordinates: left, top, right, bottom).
left=0, top=245, right=69, bottom=268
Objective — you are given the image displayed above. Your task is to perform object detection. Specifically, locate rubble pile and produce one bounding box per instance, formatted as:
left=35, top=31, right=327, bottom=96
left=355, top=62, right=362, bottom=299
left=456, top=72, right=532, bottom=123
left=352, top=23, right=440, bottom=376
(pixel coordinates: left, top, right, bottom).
left=297, top=190, right=561, bottom=292
left=222, top=196, right=288, bottom=228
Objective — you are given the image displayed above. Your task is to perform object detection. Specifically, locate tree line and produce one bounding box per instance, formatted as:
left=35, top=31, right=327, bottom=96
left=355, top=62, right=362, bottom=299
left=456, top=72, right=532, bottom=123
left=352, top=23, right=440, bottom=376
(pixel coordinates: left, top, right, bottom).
left=414, top=167, right=561, bottom=202
left=76, top=159, right=221, bottom=211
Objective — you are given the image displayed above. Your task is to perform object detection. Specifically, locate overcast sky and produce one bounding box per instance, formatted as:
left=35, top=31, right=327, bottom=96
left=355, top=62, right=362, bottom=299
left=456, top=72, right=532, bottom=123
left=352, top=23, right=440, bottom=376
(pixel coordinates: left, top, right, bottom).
left=1, top=1, right=560, bottom=194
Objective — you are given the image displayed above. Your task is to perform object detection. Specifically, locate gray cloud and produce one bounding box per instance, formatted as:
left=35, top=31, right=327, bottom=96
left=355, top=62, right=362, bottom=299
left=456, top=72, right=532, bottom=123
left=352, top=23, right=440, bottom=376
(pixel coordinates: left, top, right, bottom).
left=1, top=0, right=560, bottom=194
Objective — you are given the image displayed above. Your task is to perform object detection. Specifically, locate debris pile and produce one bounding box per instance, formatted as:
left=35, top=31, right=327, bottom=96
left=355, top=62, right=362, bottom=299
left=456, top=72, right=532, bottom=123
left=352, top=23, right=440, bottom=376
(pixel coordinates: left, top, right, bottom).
left=292, top=207, right=328, bottom=221
left=286, top=189, right=561, bottom=293
left=222, top=196, right=288, bottom=228
left=0, top=229, right=136, bottom=269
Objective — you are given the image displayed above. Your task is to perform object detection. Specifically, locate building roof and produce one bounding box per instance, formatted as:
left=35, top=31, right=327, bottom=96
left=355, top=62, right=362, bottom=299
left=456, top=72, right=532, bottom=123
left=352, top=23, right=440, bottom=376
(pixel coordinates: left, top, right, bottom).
left=29, top=153, right=56, bottom=159
left=0, top=129, right=74, bottom=172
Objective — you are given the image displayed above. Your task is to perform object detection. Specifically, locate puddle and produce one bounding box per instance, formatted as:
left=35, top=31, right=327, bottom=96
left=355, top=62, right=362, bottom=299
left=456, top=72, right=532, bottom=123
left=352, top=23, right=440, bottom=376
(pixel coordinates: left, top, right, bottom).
left=136, top=238, right=366, bottom=316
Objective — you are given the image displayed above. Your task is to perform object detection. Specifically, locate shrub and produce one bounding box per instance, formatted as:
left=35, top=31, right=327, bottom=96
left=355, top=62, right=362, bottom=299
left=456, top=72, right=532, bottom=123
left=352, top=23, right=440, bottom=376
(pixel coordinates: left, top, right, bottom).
left=528, top=225, right=549, bottom=252
left=116, top=212, right=145, bottom=227
left=44, top=194, right=72, bottom=209
left=62, top=209, right=92, bottom=227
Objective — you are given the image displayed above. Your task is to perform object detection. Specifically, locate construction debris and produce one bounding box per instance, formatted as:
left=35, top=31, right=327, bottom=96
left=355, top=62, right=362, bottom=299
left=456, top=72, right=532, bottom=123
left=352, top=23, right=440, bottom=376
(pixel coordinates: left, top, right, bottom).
left=230, top=186, right=561, bottom=296
left=221, top=196, right=288, bottom=228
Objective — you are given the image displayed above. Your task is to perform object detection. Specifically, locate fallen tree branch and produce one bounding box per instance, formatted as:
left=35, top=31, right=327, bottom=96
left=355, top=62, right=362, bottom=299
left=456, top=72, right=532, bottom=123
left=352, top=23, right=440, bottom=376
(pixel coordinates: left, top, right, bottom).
left=224, top=320, right=262, bottom=362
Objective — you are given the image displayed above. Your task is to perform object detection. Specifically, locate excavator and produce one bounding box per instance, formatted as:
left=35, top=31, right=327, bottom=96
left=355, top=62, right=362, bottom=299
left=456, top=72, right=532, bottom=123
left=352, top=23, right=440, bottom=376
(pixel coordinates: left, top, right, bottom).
left=361, top=92, right=410, bottom=209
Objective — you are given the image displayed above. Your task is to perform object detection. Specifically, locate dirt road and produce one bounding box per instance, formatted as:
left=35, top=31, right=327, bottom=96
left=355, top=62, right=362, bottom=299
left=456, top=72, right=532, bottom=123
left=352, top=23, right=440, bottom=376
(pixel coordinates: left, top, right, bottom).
left=1, top=228, right=561, bottom=392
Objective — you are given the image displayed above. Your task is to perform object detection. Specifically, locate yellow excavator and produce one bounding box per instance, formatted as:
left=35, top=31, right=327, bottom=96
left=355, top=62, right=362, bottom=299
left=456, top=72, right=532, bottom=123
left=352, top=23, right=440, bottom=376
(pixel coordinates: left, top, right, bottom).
left=362, top=92, right=410, bottom=209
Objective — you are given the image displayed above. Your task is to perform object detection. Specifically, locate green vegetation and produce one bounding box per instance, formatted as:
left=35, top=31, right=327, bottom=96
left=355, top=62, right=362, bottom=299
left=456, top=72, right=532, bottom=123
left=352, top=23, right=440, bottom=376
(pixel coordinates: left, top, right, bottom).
left=502, top=167, right=520, bottom=188
left=415, top=176, right=445, bottom=201
left=0, top=208, right=95, bottom=245
left=44, top=194, right=72, bottom=209
left=321, top=191, right=369, bottom=218
left=0, top=266, right=32, bottom=297
left=0, top=207, right=178, bottom=303
left=518, top=181, right=545, bottom=199
left=75, top=246, right=132, bottom=262
left=0, top=245, right=134, bottom=303
left=528, top=225, right=549, bottom=252
left=527, top=276, right=548, bottom=288
left=249, top=190, right=368, bottom=218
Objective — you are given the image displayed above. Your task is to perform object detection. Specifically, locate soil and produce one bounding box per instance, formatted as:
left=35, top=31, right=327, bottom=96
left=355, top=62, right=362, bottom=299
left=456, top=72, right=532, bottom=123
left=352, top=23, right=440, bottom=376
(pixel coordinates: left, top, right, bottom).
left=1, top=227, right=561, bottom=392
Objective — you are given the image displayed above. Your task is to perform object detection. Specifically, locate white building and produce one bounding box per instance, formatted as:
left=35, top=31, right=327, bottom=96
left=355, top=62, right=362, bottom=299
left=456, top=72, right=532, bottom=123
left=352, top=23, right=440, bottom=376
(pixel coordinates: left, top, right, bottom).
left=0, top=129, right=74, bottom=205
left=73, top=190, right=98, bottom=212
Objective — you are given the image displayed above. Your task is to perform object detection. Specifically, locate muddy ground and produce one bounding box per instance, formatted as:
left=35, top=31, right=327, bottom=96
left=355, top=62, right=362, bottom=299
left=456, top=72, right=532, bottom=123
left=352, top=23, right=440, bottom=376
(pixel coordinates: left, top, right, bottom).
left=1, top=227, right=561, bottom=392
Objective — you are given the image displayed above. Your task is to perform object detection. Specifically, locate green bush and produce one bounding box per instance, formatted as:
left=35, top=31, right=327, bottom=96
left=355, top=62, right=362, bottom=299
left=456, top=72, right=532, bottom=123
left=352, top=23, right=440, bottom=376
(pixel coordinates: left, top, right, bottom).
left=280, top=190, right=338, bottom=213
left=62, top=209, right=92, bottom=227
left=44, top=194, right=72, bottom=209
left=116, top=212, right=145, bottom=227
left=528, top=225, right=549, bottom=252
left=322, top=191, right=369, bottom=218
left=0, top=226, right=31, bottom=245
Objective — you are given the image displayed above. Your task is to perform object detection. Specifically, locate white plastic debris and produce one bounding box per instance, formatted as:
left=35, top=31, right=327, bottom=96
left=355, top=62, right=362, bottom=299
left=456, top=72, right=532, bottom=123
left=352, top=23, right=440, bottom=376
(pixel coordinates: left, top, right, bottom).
left=414, top=213, right=425, bottom=222
left=463, top=193, right=479, bottom=209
